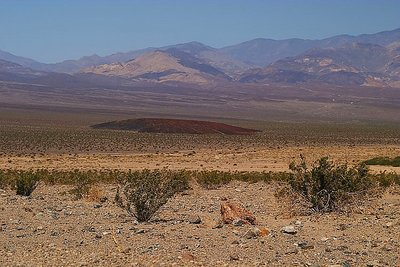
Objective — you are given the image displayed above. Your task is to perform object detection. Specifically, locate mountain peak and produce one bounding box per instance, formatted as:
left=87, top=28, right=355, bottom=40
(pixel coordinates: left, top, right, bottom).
left=81, top=48, right=230, bottom=85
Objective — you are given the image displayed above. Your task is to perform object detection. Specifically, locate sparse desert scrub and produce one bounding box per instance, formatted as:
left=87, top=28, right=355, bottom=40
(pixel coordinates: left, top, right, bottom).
left=194, top=170, right=234, bottom=189
left=375, top=171, right=400, bottom=187
left=14, top=171, right=40, bottom=196
left=115, top=169, right=189, bottom=222
left=287, top=156, right=376, bottom=213
left=68, top=171, right=94, bottom=200
left=1, top=122, right=400, bottom=156
left=194, top=170, right=290, bottom=189
left=363, top=156, right=400, bottom=167
left=0, top=169, right=9, bottom=189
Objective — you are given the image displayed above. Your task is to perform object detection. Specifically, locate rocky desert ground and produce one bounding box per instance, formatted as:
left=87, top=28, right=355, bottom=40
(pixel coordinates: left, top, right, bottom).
left=0, top=181, right=399, bottom=266
left=0, top=112, right=400, bottom=266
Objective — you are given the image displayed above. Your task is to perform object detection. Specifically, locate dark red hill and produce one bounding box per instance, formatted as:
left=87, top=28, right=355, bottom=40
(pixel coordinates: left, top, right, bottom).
left=92, top=118, right=259, bottom=135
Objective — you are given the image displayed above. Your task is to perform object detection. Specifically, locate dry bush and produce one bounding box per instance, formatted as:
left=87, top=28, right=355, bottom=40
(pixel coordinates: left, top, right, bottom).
left=363, top=156, right=400, bottom=167
left=194, top=170, right=290, bottom=189
left=287, top=156, right=376, bottom=213
left=86, top=185, right=106, bottom=202
left=115, top=170, right=189, bottom=222
left=68, top=171, right=93, bottom=200
left=0, top=170, right=7, bottom=189
left=15, top=171, right=40, bottom=196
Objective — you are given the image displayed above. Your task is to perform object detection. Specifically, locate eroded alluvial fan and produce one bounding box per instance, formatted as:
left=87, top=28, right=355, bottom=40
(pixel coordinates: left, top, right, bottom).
left=91, top=118, right=260, bottom=135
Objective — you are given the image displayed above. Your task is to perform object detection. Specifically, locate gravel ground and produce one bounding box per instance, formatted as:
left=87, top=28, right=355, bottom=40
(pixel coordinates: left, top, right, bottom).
left=0, top=182, right=399, bottom=266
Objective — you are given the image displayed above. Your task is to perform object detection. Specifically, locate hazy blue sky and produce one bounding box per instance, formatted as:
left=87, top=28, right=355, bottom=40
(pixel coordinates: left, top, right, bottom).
left=1, top=0, right=399, bottom=63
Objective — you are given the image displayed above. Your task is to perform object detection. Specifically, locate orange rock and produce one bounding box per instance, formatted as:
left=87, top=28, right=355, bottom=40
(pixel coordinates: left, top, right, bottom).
left=259, top=227, right=270, bottom=237
left=220, top=201, right=256, bottom=225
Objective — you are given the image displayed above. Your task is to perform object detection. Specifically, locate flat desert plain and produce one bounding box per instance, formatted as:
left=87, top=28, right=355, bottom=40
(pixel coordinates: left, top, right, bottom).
left=0, top=108, right=399, bottom=266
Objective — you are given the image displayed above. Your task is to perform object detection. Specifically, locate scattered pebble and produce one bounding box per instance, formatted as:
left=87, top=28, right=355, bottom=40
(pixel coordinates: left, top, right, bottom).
left=281, top=226, right=297, bottom=235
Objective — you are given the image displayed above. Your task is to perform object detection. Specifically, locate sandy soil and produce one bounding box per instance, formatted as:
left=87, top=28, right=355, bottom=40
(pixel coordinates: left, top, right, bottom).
left=1, top=145, right=399, bottom=174
left=0, top=182, right=399, bottom=266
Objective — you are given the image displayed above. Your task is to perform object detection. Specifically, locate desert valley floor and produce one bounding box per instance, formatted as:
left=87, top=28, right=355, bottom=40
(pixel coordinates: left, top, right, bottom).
left=0, top=107, right=399, bottom=266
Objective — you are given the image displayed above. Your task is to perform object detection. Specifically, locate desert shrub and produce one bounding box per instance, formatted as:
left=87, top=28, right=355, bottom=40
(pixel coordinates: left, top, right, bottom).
left=15, top=171, right=40, bottom=196
left=0, top=170, right=7, bottom=189
left=68, top=170, right=93, bottom=200
left=235, top=171, right=291, bottom=184
left=375, top=171, right=400, bottom=187
left=288, top=156, right=375, bottom=213
left=195, top=170, right=234, bottom=189
left=115, top=169, right=189, bottom=222
left=363, top=156, right=400, bottom=167
left=194, top=170, right=291, bottom=189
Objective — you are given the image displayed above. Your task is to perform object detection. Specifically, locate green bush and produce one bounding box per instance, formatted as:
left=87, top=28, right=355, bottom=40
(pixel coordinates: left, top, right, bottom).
left=288, top=156, right=375, bottom=213
left=195, top=170, right=233, bottom=189
left=0, top=170, right=5, bottom=189
left=363, top=156, right=400, bottom=167
left=68, top=170, right=93, bottom=200
left=15, top=171, right=40, bottom=196
left=375, top=171, right=400, bottom=187
left=194, top=170, right=291, bottom=189
left=115, top=170, right=189, bottom=222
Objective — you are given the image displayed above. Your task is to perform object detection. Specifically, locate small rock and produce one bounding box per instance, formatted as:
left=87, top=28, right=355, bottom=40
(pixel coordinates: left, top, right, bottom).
left=180, top=244, right=189, bottom=249
left=86, top=226, right=96, bottom=233
left=24, top=207, right=33, bottom=212
left=212, top=220, right=223, bottom=229
left=232, top=218, right=245, bottom=226
left=221, top=201, right=256, bottom=225
left=384, top=222, right=393, bottom=228
left=102, top=232, right=111, bottom=236
left=281, top=225, right=297, bottom=235
left=95, top=234, right=102, bottom=239
left=230, top=254, right=240, bottom=261
left=99, top=196, right=108, bottom=203
left=243, top=227, right=260, bottom=239
left=338, top=224, right=348, bottom=231
left=188, top=215, right=201, bottom=224
left=136, top=229, right=145, bottom=234
left=259, top=227, right=270, bottom=237
left=122, top=247, right=131, bottom=254
left=93, top=204, right=102, bottom=209
left=297, top=241, right=314, bottom=250
left=285, top=248, right=299, bottom=254
left=50, top=230, right=59, bottom=236
left=35, top=212, right=44, bottom=218
left=232, top=230, right=240, bottom=235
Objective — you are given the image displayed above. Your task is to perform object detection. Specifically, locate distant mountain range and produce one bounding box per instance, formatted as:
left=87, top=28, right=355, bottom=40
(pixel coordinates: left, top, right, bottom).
left=1, top=27, right=400, bottom=88
left=239, top=42, right=400, bottom=87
